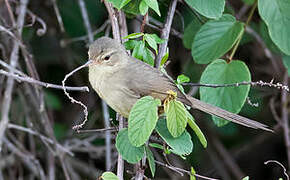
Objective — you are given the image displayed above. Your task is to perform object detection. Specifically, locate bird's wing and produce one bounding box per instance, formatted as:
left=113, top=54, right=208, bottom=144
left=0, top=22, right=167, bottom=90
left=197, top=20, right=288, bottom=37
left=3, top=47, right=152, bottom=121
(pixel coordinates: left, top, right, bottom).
left=120, top=57, right=190, bottom=105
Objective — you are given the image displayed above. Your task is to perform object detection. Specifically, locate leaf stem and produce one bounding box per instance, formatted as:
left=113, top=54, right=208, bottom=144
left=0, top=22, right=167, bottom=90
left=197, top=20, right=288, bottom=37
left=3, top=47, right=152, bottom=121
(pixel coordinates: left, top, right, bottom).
left=228, top=0, right=258, bottom=62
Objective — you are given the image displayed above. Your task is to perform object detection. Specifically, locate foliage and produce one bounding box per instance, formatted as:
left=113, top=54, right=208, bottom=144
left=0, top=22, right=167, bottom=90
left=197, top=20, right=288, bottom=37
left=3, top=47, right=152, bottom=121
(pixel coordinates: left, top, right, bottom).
left=101, top=172, right=119, bottom=180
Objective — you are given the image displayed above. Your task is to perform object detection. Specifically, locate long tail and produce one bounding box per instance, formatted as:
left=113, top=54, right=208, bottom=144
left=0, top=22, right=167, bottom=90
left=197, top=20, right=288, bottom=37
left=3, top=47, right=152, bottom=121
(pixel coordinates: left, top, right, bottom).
left=186, top=95, right=273, bottom=132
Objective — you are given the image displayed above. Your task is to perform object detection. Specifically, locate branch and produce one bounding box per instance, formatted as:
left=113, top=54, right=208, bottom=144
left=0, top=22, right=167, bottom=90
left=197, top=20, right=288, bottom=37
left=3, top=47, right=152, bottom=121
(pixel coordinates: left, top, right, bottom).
left=50, top=0, right=65, bottom=32
left=183, top=80, right=289, bottom=92
left=0, top=69, right=89, bottom=92
left=0, top=0, right=29, bottom=151
left=155, top=0, right=178, bottom=68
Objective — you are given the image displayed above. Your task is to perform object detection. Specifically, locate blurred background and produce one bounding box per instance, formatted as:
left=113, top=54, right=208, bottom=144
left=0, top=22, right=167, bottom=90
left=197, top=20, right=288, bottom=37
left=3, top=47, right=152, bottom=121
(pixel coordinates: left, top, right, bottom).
left=0, top=0, right=288, bottom=179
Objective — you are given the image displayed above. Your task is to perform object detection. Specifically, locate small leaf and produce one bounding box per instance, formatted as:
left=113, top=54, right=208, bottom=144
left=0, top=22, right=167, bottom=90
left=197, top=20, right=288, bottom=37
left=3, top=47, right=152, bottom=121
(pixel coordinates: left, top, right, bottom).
left=187, top=112, right=207, bottom=148
left=116, top=129, right=145, bottom=163
left=139, top=0, right=148, bottom=15
left=124, top=40, right=139, bottom=50
left=143, top=47, right=155, bottom=66
left=149, top=143, right=163, bottom=150
left=106, top=0, right=132, bottom=10
left=101, top=172, right=119, bottom=180
left=200, top=59, right=251, bottom=126
left=123, top=32, right=144, bottom=39
left=190, top=167, right=196, bottom=180
left=150, top=34, right=165, bottom=44
left=192, top=14, right=244, bottom=64
left=145, top=146, right=156, bottom=177
left=144, top=34, right=158, bottom=52
left=160, top=48, right=169, bottom=66
left=184, top=0, right=225, bottom=19
left=242, top=176, right=249, bottom=180
left=144, top=0, right=161, bottom=16
left=165, top=99, right=188, bottom=137
left=128, top=96, right=161, bottom=147
left=132, top=41, right=145, bottom=60
left=155, top=118, right=193, bottom=155
left=177, top=74, right=190, bottom=84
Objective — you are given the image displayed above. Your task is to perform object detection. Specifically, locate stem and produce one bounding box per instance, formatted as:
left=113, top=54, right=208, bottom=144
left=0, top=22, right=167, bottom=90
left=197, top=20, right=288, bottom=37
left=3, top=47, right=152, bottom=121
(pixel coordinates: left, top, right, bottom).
left=228, top=0, right=257, bottom=61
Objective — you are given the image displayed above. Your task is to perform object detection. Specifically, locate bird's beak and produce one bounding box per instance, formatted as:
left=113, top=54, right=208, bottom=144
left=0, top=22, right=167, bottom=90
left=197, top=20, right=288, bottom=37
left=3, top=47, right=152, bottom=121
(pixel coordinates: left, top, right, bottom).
left=84, top=59, right=93, bottom=67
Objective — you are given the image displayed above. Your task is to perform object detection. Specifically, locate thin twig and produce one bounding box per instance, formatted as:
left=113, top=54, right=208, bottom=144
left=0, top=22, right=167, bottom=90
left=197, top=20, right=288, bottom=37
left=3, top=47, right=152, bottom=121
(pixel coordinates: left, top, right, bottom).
left=27, top=10, right=47, bottom=36
left=155, top=161, right=220, bottom=180
left=155, top=0, right=178, bottom=68
left=77, top=127, right=116, bottom=133
left=50, top=0, right=65, bottom=32
left=0, top=0, right=28, bottom=152
left=0, top=69, right=89, bottom=92
left=264, top=160, right=289, bottom=180
left=183, top=80, right=289, bottom=92
left=78, top=0, right=93, bottom=43
left=62, top=61, right=91, bottom=130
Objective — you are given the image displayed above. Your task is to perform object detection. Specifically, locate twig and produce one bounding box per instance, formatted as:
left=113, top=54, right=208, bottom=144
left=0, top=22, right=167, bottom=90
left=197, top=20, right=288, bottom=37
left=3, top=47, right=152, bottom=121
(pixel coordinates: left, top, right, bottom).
left=7, top=123, right=74, bottom=156
left=155, top=161, right=220, bottom=180
left=183, top=80, right=289, bottom=92
left=117, top=115, right=124, bottom=180
left=104, top=1, right=121, bottom=42
left=281, top=72, right=290, bottom=170
left=62, top=61, right=91, bottom=130
left=60, top=20, right=110, bottom=47
left=0, top=69, right=89, bottom=92
left=77, top=127, right=116, bottom=133
left=264, top=160, right=289, bottom=180
left=155, top=0, right=178, bottom=68
left=50, top=0, right=65, bottom=32
left=78, top=0, right=93, bottom=43
left=0, top=0, right=28, bottom=152
left=27, top=10, right=47, bottom=36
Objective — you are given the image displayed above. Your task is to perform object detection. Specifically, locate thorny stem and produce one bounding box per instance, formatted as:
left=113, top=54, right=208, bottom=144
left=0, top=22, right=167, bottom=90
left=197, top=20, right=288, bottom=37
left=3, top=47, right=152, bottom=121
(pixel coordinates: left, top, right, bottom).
left=228, top=0, right=257, bottom=61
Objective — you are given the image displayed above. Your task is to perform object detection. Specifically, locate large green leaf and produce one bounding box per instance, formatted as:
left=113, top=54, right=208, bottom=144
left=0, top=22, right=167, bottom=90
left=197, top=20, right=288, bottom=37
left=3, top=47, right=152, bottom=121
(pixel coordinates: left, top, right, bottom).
left=182, top=17, right=202, bottom=49
left=144, top=0, right=161, bottom=16
left=184, top=0, right=225, bottom=19
left=164, top=99, right=188, bottom=137
left=192, top=14, right=244, bottom=64
left=258, top=0, right=290, bottom=55
left=116, top=129, right=145, bottom=163
left=155, top=118, right=193, bottom=155
left=200, top=59, right=251, bottom=126
left=101, top=172, right=119, bottom=180
left=106, top=0, right=132, bottom=10
left=128, top=96, right=161, bottom=147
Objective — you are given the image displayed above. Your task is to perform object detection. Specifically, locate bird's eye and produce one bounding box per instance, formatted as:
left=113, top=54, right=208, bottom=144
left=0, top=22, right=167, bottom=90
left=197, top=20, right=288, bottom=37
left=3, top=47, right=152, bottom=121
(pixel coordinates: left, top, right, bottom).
left=103, top=55, right=110, bottom=61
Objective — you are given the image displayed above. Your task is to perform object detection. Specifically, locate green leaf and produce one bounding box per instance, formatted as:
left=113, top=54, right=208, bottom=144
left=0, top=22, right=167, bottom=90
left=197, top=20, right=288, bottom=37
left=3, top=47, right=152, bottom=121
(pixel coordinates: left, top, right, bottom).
left=177, top=74, right=190, bottom=84
left=192, top=14, right=244, bottom=64
left=187, top=112, right=207, bottom=148
left=123, top=32, right=144, bottom=39
left=242, top=176, right=249, bottom=180
left=124, top=40, right=139, bottom=50
left=149, top=143, right=163, bottom=150
left=200, top=59, right=251, bottom=126
left=258, top=0, right=290, bottom=55
left=128, top=96, right=161, bottom=147
left=150, top=34, right=165, bottom=44
left=101, top=172, right=119, bottom=180
left=123, top=0, right=142, bottom=15
left=116, top=129, right=145, bottom=163
left=132, top=41, right=145, bottom=60
left=144, top=34, right=158, bottom=52
left=139, top=0, right=148, bottom=15
left=144, top=0, right=161, bottom=16
left=282, top=56, right=290, bottom=76
left=145, top=146, right=156, bottom=177
left=106, top=0, right=132, bottom=10
left=160, top=48, right=169, bottom=66
left=183, top=18, right=202, bottom=49
left=155, top=118, right=193, bottom=155
left=184, top=0, right=225, bottom=19
left=190, top=167, right=196, bottom=180
left=259, top=21, right=281, bottom=53
left=165, top=99, right=188, bottom=137
left=143, top=47, right=155, bottom=66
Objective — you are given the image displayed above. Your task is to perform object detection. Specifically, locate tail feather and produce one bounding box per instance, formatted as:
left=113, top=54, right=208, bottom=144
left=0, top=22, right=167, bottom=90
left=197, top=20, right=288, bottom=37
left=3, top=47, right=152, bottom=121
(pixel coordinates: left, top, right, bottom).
left=186, top=96, right=273, bottom=132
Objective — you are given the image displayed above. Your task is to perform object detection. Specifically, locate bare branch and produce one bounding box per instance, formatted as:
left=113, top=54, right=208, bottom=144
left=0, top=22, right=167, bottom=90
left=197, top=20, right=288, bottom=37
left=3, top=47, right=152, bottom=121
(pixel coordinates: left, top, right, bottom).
left=50, top=0, right=65, bottom=32
left=155, top=0, right=178, bottom=68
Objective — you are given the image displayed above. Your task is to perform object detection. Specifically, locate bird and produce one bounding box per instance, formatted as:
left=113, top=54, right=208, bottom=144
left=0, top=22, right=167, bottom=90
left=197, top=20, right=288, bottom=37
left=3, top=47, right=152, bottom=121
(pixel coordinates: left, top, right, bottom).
left=87, top=36, right=272, bottom=132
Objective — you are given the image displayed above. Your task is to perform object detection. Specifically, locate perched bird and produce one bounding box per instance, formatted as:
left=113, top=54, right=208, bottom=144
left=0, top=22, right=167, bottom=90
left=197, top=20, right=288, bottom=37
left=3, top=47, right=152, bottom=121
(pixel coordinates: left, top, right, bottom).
left=88, top=37, right=271, bottom=132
